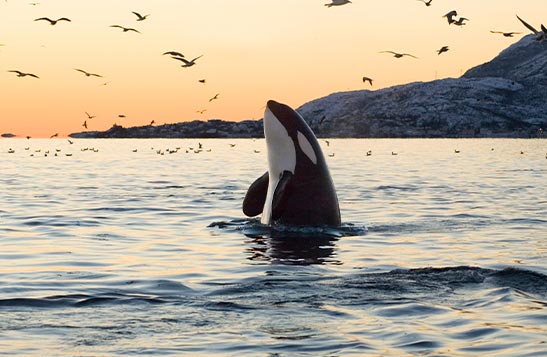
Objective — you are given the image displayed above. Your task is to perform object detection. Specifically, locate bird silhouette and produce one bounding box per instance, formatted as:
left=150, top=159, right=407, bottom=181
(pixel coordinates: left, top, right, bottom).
left=8, top=70, right=39, bottom=78
left=416, top=0, right=432, bottom=6
left=324, top=0, right=351, bottom=7
left=150, top=120, right=155, bottom=126
left=110, top=25, right=141, bottom=34
left=85, top=112, right=96, bottom=119
left=163, top=51, right=184, bottom=58
left=83, top=121, right=88, bottom=129
left=132, top=11, right=150, bottom=21
left=74, top=68, right=103, bottom=77
left=171, top=55, right=203, bottom=67
left=443, top=10, right=458, bottom=25
left=362, top=76, right=373, bottom=86
left=516, top=15, right=546, bottom=41
left=452, top=17, right=469, bottom=26
left=50, top=133, right=58, bottom=138
left=490, top=31, right=521, bottom=37
left=198, top=79, right=206, bottom=84
left=209, top=93, right=220, bottom=102
left=380, top=51, right=418, bottom=59
left=437, top=46, right=449, bottom=55
left=196, top=109, right=207, bottom=114
left=34, top=17, right=71, bottom=25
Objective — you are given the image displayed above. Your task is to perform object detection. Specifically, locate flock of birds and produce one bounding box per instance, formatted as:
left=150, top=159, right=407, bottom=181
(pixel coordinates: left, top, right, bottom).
left=330, top=2, right=546, bottom=86
left=3, top=8, right=215, bottom=137
left=2, top=2, right=547, bottom=138
left=5, top=140, right=544, bottom=160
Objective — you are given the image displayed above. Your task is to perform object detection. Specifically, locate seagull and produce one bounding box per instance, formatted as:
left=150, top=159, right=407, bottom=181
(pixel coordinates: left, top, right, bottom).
left=74, top=68, right=103, bottom=77
left=416, top=0, right=432, bottom=6
left=110, top=25, right=141, bottom=34
left=516, top=15, right=547, bottom=41
left=490, top=31, right=521, bottom=37
left=324, top=0, right=351, bottom=7
left=437, top=46, right=449, bottom=55
left=34, top=17, right=71, bottom=25
left=443, top=10, right=458, bottom=25
left=132, top=11, right=150, bottom=21
left=362, top=76, right=373, bottom=86
left=8, top=70, right=39, bottom=78
left=209, top=93, right=220, bottom=102
left=198, top=79, right=206, bottom=84
left=85, top=112, right=95, bottom=119
left=118, top=114, right=126, bottom=118
left=453, top=17, right=469, bottom=26
left=83, top=121, right=88, bottom=129
left=196, top=109, right=207, bottom=114
left=163, top=51, right=184, bottom=58
left=50, top=133, right=58, bottom=138
left=150, top=120, right=155, bottom=126
left=380, top=51, right=418, bottom=59
left=171, top=55, right=203, bottom=67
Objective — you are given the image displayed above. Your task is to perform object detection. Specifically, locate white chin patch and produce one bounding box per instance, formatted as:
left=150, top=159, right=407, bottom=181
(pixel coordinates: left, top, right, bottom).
left=297, top=131, right=317, bottom=165
left=262, top=107, right=297, bottom=224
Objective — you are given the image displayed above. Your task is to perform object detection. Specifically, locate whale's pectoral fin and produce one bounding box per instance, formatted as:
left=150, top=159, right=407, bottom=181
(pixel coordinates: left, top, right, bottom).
left=272, top=171, right=293, bottom=221
left=243, top=172, right=269, bottom=217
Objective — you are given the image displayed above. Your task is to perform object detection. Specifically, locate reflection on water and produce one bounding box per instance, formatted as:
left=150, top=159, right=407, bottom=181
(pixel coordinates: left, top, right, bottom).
left=245, top=235, right=340, bottom=265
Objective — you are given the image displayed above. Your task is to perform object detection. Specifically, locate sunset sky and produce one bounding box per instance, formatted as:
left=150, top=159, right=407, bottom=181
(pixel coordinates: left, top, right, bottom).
left=0, top=0, right=544, bottom=137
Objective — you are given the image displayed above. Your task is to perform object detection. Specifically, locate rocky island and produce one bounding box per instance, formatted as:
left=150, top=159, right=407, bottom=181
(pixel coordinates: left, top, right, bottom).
left=70, top=35, right=546, bottom=139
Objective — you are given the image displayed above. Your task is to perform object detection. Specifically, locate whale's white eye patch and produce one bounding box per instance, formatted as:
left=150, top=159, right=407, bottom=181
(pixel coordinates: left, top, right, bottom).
left=297, top=131, right=317, bottom=165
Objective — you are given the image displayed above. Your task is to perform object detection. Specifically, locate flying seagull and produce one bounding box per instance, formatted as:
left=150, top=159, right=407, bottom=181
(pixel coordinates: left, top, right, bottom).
left=490, top=31, right=521, bottom=37
left=34, top=17, right=71, bottom=25
left=110, top=25, right=141, bottom=34
left=196, top=109, right=207, bottom=114
left=516, top=15, right=546, bottom=41
left=8, top=70, right=39, bottom=78
left=437, top=46, right=449, bottom=55
left=443, top=10, right=458, bottom=25
left=324, top=0, right=351, bottom=7
left=362, top=76, right=373, bottom=86
left=198, top=79, right=206, bottom=84
left=74, top=68, right=103, bottom=77
left=163, top=51, right=184, bottom=58
left=83, top=121, right=87, bottom=129
left=171, top=55, right=203, bottom=67
left=50, top=133, right=58, bottom=138
left=452, top=17, right=469, bottom=26
left=416, top=0, right=432, bottom=6
left=380, top=51, right=418, bottom=59
left=209, top=93, right=220, bottom=102
left=132, top=11, right=149, bottom=21
left=85, top=111, right=96, bottom=119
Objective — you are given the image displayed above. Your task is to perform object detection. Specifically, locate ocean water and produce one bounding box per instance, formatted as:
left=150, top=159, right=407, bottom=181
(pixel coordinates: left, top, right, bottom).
left=0, top=138, right=546, bottom=356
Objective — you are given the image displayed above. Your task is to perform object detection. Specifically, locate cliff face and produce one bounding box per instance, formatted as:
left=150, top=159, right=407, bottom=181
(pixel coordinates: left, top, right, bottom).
left=70, top=35, right=547, bottom=139
left=297, top=35, right=547, bottom=138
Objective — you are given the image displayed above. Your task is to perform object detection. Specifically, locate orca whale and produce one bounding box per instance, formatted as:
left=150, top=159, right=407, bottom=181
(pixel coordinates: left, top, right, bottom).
left=243, top=100, right=341, bottom=226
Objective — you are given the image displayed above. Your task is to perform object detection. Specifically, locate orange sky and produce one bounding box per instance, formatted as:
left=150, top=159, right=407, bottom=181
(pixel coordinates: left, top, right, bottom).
left=1, top=0, right=545, bottom=137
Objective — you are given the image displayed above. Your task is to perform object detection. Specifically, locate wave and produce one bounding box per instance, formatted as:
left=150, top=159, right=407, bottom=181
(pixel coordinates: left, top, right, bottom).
left=2, top=267, right=544, bottom=310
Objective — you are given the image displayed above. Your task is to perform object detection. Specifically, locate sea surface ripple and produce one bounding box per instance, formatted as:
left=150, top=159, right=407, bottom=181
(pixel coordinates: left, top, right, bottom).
left=1, top=138, right=546, bottom=356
